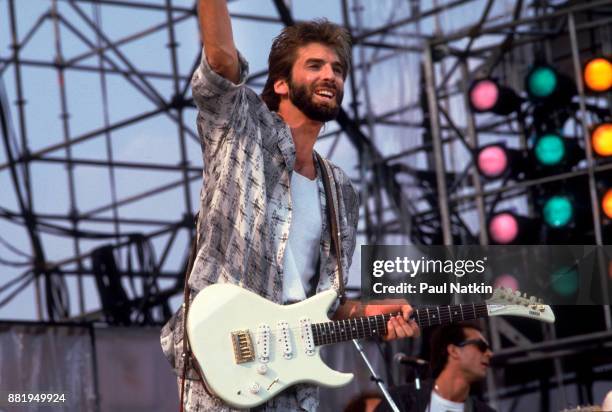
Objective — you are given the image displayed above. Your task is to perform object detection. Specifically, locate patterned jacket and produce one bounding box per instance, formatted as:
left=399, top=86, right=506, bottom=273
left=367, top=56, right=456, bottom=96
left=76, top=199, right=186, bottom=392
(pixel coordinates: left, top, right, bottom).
left=160, top=49, right=360, bottom=411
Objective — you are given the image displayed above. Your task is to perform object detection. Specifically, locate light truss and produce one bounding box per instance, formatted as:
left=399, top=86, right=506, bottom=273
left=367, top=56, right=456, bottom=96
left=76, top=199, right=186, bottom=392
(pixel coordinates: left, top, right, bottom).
left=1, top=1, right=611, bottom=410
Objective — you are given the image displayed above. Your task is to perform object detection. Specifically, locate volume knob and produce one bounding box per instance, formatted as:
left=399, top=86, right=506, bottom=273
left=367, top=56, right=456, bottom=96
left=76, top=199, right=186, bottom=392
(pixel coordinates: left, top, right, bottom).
left=249, top=382, right=261, bottom=394
left=256, top=364, right=268, bottom=375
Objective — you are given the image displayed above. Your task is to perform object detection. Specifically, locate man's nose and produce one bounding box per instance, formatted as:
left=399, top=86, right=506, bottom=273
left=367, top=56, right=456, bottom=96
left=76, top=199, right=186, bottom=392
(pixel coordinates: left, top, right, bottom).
left=320, top=63, right=335, bottom=80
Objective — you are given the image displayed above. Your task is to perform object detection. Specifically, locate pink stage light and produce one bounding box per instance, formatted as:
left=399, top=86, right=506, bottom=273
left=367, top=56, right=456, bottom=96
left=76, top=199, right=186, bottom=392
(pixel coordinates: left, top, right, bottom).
left=488, top=212, right=519, bottom=244
left=477, top=145, right=508, bottom=178
left=494, top=274, right=519, bottom=291
left=470, top=80, right=499, bottom=112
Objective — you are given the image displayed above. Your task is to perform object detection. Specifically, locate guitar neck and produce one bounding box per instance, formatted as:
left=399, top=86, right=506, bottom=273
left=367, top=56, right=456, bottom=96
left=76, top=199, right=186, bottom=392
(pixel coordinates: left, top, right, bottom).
left=311, top=302, right=489, bottom=346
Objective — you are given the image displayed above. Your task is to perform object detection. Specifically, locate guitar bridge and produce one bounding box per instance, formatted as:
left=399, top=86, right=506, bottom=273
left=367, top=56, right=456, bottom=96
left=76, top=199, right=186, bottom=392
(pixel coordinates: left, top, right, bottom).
left=231, top=330, right=255, bottom=364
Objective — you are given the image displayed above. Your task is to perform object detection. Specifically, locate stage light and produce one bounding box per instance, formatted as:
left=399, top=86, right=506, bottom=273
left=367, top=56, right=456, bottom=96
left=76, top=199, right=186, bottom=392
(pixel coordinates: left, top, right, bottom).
left=470, top=80, right=498, bottom=111
left=477, top=145, right=508, bottom=178
left=476, top=144, right=525, bottom=180
left=488, top=212, right=519, bottom=244
left=584, top=57, right=612, bottom=93
left=531, top=133, right=581, bottom=173
left=598, top=177, right=612, bottom=242
left=527, top=66, right=557, bottom=98
left=469, top=79, right=522, bottom=115
left=493, top=274, right=519, bottom=291
left=525, top=65, right=576, bottom=104
left=543, top=195, right=573, bottom=228
left=602, top=189, right=612, bottom=219
left=592, top=123, right=612, bottom=157
left=534, top=133, right=565, bottom=166
left=486, top=211, right=538, bottom=244
left=550, top=266, right=578, bottom=297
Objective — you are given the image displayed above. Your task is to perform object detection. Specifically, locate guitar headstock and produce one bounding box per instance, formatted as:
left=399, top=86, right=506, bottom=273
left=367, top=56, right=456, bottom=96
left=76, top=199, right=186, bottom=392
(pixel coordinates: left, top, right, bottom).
left=485, top=287, right=555, bottom=323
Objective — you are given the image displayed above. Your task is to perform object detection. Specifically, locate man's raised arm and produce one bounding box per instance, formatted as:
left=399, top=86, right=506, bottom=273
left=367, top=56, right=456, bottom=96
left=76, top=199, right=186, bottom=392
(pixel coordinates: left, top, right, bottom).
left=198, top=0, right=240, bottom=84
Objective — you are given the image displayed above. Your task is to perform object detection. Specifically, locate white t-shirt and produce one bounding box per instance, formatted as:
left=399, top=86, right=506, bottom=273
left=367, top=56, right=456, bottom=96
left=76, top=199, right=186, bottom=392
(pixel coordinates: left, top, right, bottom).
left=602, top=390, right=612, bottom=411
left=427, top=390, right=464, bottom=412
left=282, top=172, right=322, bottom=302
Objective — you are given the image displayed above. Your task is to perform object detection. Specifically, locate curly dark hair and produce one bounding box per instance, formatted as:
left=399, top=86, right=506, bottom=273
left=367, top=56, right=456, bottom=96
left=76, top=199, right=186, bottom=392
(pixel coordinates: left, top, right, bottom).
left=261, top=19, right=352, bottom=112
left=429, top=322, right=483, bottom=378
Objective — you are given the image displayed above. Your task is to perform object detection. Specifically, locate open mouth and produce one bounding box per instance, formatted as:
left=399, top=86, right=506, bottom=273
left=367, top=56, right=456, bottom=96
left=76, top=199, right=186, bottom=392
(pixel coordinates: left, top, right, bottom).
left=314, top=88, right=335, bottom=100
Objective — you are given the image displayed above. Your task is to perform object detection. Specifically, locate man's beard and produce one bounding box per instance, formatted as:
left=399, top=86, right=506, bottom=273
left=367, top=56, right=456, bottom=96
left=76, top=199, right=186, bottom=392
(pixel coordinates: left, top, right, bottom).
left=288, top=79, right=343, bottom=122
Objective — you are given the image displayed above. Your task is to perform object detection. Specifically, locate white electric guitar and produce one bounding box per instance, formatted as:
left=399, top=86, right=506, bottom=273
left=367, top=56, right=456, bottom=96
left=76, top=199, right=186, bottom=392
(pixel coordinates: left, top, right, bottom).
left=186, top=285, right=555, bottom=409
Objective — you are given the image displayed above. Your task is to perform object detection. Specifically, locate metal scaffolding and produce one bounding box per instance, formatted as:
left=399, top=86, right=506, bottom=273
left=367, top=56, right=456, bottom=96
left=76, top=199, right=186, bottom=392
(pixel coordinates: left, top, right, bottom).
left=1, top=0, right=611, bottom=410
left=419, top=0, right=612, bottom=409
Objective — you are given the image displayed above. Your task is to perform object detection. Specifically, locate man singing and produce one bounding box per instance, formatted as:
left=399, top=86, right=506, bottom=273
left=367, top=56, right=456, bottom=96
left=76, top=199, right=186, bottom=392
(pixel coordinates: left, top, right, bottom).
left=161, top=1, right=420, bottom=410
left=376, top=322, right=496, bottom=412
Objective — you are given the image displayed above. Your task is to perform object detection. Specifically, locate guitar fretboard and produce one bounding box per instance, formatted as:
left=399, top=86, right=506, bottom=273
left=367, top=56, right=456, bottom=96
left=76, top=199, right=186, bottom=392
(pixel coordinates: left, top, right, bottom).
left=311, top=302, right=488, bottom=346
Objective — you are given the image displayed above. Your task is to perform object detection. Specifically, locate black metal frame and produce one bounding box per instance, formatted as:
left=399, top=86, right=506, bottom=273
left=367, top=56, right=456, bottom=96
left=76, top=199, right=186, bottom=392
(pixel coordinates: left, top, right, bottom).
left=418, top=0, right=612, bottom=409
left=2, top=1, right=612, bottom=409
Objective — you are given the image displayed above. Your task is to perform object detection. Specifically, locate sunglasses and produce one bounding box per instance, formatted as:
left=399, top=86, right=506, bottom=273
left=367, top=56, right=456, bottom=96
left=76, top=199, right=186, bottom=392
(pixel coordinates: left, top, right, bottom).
left=456, top=339, right=491, bottom=353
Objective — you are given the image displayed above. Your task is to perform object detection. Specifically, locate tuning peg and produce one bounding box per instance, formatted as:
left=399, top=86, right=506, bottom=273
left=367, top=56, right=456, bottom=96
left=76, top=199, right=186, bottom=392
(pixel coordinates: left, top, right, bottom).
left=529, top=296, right=537, bottom=309
left=518, top=292, right=528, bottom=305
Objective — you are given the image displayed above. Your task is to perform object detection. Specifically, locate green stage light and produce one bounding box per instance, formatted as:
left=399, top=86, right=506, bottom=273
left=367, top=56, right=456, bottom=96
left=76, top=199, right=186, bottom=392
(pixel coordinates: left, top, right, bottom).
left=534, top=134, right=565, bottom=166
left=527, top=66, right=557, bottom=98
left=526, top=65, right=576, bottom=107
left=543, top=195, right=573, bottom=228
left=551, top=266, right=578, bottom=297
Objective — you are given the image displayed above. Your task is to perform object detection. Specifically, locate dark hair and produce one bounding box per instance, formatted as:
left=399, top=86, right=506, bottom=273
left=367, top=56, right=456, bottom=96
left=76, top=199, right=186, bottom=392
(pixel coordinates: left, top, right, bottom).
left=429, top=322, right=482, bottom=378
left=261, top=19, right=352, bottom=111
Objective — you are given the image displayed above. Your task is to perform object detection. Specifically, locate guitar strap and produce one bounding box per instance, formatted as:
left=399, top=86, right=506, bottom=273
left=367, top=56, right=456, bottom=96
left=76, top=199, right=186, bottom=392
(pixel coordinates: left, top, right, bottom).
left=178, top=214, right=210, bottom=412
left=314, top=151, right=347, bottom=306
left=177, top=152, right=346, bottom=411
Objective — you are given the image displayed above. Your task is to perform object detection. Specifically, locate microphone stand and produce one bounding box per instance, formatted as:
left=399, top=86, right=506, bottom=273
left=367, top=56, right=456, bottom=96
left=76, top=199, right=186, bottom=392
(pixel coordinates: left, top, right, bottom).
left=414, top=365, right=422, bottom=412
left=352, top=339, right=400, bottom=412
left=395, top=354, right=429, bottom=412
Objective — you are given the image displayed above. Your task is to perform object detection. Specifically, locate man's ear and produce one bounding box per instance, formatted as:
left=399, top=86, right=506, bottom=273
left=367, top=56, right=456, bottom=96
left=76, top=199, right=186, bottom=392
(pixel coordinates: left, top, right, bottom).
left=447, top=344, right=460, bottom=361
left=274, top=79, right=289, bottom=96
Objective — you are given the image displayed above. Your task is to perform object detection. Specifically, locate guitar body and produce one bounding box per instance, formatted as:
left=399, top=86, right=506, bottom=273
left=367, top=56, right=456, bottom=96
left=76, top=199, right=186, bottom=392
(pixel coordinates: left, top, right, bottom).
left=186, top=283, right=554, bottom=409
left=186, top=284, right=353, bottom=409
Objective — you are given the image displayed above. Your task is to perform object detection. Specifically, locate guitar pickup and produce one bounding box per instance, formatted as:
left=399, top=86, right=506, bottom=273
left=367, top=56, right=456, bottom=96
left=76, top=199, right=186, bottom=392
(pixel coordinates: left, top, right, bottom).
left=256, top=324, right=271, bottom=363
left=299, top=317, right=315, bottom=356
left=231, top=330, right=255, bottom=364
left=277, top=320, right=293, bottom=359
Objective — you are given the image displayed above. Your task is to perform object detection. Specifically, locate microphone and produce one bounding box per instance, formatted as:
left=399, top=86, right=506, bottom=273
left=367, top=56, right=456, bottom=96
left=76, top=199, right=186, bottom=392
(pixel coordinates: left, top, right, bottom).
left=394, top=353, right=429, bottom=366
